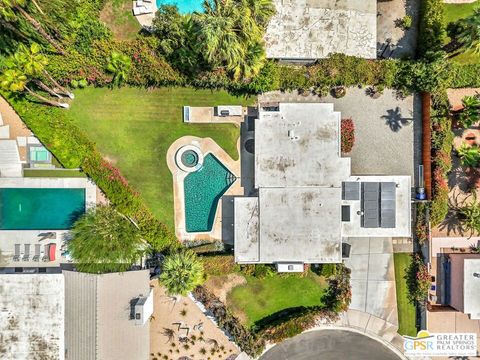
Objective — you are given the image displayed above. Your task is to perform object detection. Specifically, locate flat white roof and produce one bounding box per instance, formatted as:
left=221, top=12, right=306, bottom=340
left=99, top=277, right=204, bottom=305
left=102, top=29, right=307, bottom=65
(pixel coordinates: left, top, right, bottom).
left=234, top=197, right=260, bottom=263
left=259, top=187, right=342, bottom=263
left=265, top=0, right=377, bottom=59
left=255, top=103, right=350, bottom=188
left=464, top=259, right=480, bottom=320
left=0, top=274, right=65, bottom=359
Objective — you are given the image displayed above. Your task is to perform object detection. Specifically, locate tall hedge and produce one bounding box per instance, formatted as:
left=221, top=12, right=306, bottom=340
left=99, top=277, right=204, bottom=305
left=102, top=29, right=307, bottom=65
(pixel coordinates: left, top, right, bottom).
left=417, top=0, right=446, bottom=60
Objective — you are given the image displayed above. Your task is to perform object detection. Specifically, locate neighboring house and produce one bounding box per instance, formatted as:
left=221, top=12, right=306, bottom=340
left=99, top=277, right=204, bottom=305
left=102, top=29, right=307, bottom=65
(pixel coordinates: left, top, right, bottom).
left=0, top=270, right=152, bottom=360
left=234, top=103, right=411, bottom=270
left=265, top=0, right=377, bottom=60
left=446, top=254, right=480, bottom=320
left=64, top=270, right=153, bottom=360
left=0, top=273, right=65, bottom=360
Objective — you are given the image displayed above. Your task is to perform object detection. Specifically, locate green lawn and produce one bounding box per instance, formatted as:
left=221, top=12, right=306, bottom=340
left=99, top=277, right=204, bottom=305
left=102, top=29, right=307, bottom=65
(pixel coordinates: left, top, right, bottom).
left=23, top=169, right=86, bottom=178
left=99, top=0, right=142, bottom=40
left=227, top=273, right=328, bottom=328
left=443, top=0, right=480, bottom=64
left=394, top=253, right=417, bottom=336
left=68, top=87, right=252, bottom=230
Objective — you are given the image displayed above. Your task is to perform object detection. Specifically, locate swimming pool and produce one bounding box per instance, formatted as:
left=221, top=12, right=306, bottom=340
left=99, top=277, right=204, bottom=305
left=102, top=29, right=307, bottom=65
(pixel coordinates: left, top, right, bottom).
left=156, top=0, right=204, bottom=14
left=184, top=154, right=235, bottom=232
left=0, top=188, right=86, bottom=230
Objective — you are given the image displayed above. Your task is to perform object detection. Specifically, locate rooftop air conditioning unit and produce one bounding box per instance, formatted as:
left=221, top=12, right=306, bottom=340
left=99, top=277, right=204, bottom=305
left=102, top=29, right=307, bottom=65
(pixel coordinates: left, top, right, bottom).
left=134, top=289, right=154, bottom=326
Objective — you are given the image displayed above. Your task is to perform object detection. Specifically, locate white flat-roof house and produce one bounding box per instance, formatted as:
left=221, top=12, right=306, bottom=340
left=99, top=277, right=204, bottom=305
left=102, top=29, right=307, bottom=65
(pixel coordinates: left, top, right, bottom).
left=234, top=103, right=411, bottom=270
left=265, top=0, right=377, bottom=60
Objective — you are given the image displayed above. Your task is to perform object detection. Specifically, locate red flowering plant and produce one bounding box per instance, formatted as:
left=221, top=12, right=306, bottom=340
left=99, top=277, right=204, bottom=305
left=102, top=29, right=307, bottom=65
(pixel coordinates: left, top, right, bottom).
left=405, top=253, right=430, bottom=304
left=341, top=118, right=355, bottom=154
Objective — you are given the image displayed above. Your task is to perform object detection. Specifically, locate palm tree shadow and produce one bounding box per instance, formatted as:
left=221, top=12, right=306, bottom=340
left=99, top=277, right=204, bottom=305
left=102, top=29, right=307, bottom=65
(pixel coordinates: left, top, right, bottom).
left=381, top=107, right=413, bottom=132
left=437, top=189, right=470, bottom=236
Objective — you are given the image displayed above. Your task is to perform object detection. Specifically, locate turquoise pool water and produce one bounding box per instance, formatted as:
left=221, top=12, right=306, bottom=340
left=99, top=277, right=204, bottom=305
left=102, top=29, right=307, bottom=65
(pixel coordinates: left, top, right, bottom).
left=184, top=154, right=235, bottom=232
left=156, top=0, right=204, bottom=14
left=0, top=188, right=86, bottom=230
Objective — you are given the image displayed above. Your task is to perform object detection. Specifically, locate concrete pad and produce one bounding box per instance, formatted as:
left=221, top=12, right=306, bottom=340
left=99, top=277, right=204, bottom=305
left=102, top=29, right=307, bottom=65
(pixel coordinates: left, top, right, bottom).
left=369, top=237, right=393, bottom=254
left=368, top=253, right=395, bottom=281
left=349, top=280, right=367, bottom=312
left=366, top=315, right=398, bottom=340
left=366, top=281, right=398, bottom=325
left=344, top=255, right=369, bottom=280
left=346, top=309, right=371, bottom=331
left=348, top=237, right=370, bottom=255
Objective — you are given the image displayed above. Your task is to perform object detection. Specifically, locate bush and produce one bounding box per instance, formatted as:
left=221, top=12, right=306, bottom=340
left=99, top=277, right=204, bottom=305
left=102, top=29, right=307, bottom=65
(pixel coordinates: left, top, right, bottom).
left=240, top=264, right=275, bottom=279
left=417, top=0, right=446, bottom=60
left=415, top=203, right=429, bottom=245
left=405, top=253, right=430, bottom=304
left=321, top=263, right=351, bottom=313
left=341, top=118, right=355, bottom=153
left=401, top=15, right=413, bottom=30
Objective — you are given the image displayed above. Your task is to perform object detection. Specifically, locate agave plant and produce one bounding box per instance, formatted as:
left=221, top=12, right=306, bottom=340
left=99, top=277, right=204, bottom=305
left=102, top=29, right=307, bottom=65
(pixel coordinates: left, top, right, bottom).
left=458, top=95, right=480, bottom=128
left=460, top=192, right=480, bottom=235
left=159, top=250, right=204, bottom=296
left=458, top=143, right=480, bottom=167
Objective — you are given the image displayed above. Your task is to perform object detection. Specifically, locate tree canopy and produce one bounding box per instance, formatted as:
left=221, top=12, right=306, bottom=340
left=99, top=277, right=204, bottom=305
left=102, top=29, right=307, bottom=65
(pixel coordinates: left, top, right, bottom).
left=68, top=205, right=144, bottom=273
left=160, top=250, right=204, bottom=295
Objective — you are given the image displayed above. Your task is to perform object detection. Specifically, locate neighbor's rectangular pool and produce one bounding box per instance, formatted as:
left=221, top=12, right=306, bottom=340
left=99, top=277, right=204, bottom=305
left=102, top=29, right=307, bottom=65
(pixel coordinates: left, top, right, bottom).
left=0, top=188, right=86, bottom=230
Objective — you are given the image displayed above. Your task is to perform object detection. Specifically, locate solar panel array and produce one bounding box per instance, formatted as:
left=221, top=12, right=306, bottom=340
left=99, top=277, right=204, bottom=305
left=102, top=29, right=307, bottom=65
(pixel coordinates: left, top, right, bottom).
left=359, top=182, right=396, bottom=229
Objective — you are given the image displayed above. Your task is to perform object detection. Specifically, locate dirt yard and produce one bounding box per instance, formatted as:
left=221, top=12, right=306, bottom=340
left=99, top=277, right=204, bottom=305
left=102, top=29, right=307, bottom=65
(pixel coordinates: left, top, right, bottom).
left=149, top=281, right=239, bottom=360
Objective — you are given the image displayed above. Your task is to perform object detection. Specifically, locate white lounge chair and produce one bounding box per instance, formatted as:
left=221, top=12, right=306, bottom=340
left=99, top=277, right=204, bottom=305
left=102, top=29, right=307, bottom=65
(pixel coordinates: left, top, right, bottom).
left=136, top=0, right=144, bottom=6
left=23, top=244, right=30, bottom=261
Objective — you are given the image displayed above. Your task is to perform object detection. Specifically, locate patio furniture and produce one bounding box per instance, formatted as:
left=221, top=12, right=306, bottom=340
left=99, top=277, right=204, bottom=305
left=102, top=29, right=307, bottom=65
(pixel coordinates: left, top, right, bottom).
left=49, top=243, right=56, bottom=261
left=22, top=244, right=30, bottom=261
left=42, top=244, right=49, bottom=262
left=0, top=112, right=3, bottom=126
left=133, top=6, right=151, bottom=15
left=0, top=125, right=10, bottom=139
left=136, top=0, right=143, bottom=6
left=13, top=244, right=20, bottom=262
left=33, top=244, right=41, bottom=261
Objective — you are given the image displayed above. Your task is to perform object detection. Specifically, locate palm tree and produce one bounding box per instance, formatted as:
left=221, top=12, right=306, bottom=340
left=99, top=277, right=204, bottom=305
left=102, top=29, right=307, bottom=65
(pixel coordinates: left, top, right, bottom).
left=459, top=192, right=480, bottom=235
left=196, top=0, right=245, bottom=69
left=0, top=0, right=65, bottom=54
left=242, top=0, right=275, bottom=28
left=457, top=8, right=480, bottom=54
left=458, top=143, right=480, bottom=167
left=14, top=42, right=73, bottom=98
left=0, top=68, right=68, bottom=107
left=68, top=205, right=144, bottom=273
left=232, top=41, right=265, bottom=79
left=106, top=51, right=132, bottom=87
left=159, top=250, right=204, bottom=296
left=459, top=95, right=480, bottom=128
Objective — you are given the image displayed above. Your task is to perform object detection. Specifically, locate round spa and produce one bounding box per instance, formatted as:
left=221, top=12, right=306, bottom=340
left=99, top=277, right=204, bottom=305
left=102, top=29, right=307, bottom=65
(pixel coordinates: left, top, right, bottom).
left=175, top=145, right=204, bottom=173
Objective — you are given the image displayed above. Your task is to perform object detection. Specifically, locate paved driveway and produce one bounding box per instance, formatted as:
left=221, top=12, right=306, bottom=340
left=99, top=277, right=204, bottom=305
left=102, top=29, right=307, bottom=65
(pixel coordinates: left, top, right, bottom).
left=344, top=237, right=398, bottom=326
left=260, top=329, right=403, bottom=360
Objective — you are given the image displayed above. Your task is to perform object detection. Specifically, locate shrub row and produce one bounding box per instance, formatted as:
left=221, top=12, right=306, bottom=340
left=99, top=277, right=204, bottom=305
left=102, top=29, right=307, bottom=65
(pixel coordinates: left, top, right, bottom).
left=417, top=0, right=446, bottom=60
left=4, top=93, right=179, bottom=253
left=430, top=92, right=454, bottom=226
left=415, top=202, right=429, bottom=245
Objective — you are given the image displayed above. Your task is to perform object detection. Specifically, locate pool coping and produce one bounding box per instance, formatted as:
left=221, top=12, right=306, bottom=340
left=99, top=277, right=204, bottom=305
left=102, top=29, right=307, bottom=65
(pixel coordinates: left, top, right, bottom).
left=0, top=177, right=96, bottom=267
left=166, top=136, right=243, bottom=242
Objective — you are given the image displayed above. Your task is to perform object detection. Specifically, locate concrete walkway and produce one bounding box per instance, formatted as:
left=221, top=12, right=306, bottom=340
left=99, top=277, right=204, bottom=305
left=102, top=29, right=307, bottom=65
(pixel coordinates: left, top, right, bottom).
left=344, top=237, right=399, bottom=326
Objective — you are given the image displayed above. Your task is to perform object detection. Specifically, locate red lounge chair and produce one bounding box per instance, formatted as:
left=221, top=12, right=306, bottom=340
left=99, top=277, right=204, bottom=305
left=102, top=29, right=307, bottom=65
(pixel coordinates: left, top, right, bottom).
left=48, top=243, right=56, bottom=262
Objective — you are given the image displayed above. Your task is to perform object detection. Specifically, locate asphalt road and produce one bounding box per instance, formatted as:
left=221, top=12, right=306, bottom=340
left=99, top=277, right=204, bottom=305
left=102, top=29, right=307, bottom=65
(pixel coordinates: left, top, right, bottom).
left=260, top=330, right=403, bottom=360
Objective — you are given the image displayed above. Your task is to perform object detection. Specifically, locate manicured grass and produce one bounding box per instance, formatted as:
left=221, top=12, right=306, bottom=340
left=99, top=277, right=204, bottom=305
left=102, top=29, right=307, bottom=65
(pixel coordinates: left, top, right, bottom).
left=394, top=253, right=417, bottom=337
left=227, top=273, right=328, bottom=328
left=68, top=87, right=252, bottom=230
left=23, top=169, right=86, bottom=178
left=99, top=0, right=141, bottom=40
left=443, top=0, right=480, bottom=64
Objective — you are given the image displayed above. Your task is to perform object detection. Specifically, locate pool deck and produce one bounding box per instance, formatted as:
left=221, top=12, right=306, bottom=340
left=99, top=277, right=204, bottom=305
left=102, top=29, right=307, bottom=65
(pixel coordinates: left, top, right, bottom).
left=0, top=177, right=96, bottom=268
left=167, top=136, right=243, bottom=241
